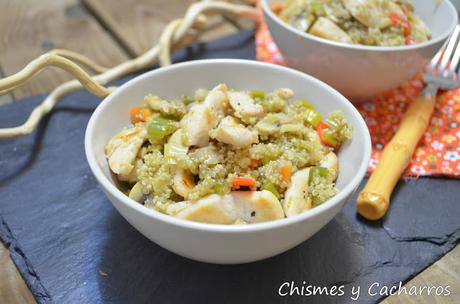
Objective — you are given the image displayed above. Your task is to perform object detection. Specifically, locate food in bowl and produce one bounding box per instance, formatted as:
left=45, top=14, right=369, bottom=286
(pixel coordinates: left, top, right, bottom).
left=262, top=0, right=457, bottom=101
left=86, top=59, right=371, bottom=263
left=104, top=84, right=352, bottom=225
left=272, top=0, right=431, bottom=46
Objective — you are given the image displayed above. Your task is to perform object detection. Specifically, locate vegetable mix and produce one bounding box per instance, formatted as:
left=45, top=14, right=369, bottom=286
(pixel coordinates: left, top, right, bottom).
left=273, top=0, right=431, bottom=46
left=105, top=84, right=352, bottom=224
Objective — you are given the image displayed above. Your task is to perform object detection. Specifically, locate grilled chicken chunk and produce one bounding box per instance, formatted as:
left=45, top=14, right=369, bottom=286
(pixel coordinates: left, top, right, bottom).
left=310, top=17, right=353, bottom=44
left=210, top=116, right=259, bottom=148
left=341, top=0, right=404, bottom=29
left=283, top=168, right=312, bottom=217
left=105, top=123, right=147, bottom=175
left=228, top=91, right=264, bottom=121
left=167, top=190, right=284, bottom=224
left=181, top=84, right=229, bottom=147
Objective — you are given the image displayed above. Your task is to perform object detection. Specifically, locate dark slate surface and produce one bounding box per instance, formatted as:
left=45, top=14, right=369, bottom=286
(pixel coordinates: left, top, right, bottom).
left=0, top=30, right=459, bottom=304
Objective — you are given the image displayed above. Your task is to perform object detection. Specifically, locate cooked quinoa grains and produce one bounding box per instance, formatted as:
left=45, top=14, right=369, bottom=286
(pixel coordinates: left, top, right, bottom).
left=105, top=84, right=352, bottom=224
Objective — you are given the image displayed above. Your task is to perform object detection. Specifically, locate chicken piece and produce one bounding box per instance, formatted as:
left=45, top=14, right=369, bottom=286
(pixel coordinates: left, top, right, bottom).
left=180, top=84, right=229, bottom=147
left=203, top=83, right=229, bottom=121
left=227, top=91, right=264, bottom=120
left=283, top=168, right=312, bottom=217
left=118, top=157, right=141, bottom=183
left=105, top=123, right=147, bottom=175
left=320, top=151, right=338, bottom=181
left=210, top=116, right=259, bottom=148
left=167, top=194, right=235, bottom=224
left=180, top=105, right=214, bottom=147
left=129, top=182, right=145, bottom=202
left=309, top=17, right=353, bottom=44
left=231, top=191, right=285, bottom=223
left=164, top=129, right=196, bottom=199
left=166, top=190, right=284, bottom=224
left=341, top=0, right=404, bottom=29
left=172, top=168, right=196, bottom=199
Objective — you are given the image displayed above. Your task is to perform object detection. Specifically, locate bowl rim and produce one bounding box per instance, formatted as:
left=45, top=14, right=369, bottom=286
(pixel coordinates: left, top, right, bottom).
left=85, top=59, right=371, bottom=234
left=261, top=0, right=458, bottom=52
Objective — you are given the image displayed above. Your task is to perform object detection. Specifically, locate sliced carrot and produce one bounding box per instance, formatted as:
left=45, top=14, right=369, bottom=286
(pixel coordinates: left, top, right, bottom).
left=317, top=121, right=332, bottom=147
left=130, top=107, right=142, bottom=123
left=316, top=121, right=338, bottom=149
left=130, top=107, right=152, bottom=123
left=280, top=164, right=292, bottom=183
left=389, top=12, right=411, bottom=37
left=140, top=108, right=153, bottom=120
left=232, top=177, right=256, bottom=188
left=271, top=2, right=287, bottom=15
left=250, top=159, right=260, bottom=168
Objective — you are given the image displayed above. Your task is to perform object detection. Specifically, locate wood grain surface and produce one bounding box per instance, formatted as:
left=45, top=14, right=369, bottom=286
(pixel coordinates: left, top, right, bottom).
left=83, top=0, right=243, bottom=56
left=0, top=0, right=457, bottom=303
left=383, top=247, right=460, bottom=303
left=0, top=68, right=14, bottom=106
left=0, top=243, right=36, bottom=304
left=0, top=0, right=128, bottom=99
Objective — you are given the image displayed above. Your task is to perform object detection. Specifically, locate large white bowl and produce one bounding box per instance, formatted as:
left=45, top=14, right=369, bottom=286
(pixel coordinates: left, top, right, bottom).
left=262, top=0, right=458, bottom=102
left=85, top=59, right=371, bottom=264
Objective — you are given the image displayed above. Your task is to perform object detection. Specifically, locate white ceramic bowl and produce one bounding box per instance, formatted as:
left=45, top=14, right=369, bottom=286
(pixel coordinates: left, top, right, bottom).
left=85, top=59, right=371, bottom=264
left=451, top=0, right=460, bottom=12
left=262, top=0, right=458, bottom=102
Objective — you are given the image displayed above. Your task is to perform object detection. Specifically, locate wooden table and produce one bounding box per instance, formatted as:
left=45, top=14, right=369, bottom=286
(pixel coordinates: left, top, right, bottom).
left=0, top=1, right=458, bottom=303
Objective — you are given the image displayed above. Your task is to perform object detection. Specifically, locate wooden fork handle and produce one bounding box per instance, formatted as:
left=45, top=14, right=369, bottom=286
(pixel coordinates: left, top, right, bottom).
left=356, top=94, right=437, bottom=220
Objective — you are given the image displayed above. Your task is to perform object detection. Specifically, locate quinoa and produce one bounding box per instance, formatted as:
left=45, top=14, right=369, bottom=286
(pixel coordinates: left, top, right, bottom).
left=277, top=0, right=431, bottom=46
left=309, top=173, right=338, bottom=206
left=327, top=111, right=353, bottom=142
left=144, top=95, right=187, bottom=119
left=106, top=85, right=352, bottom=222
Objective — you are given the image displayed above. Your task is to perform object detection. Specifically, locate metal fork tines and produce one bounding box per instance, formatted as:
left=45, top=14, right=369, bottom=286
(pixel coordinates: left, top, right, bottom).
left=424, top=24, right=460, bottom=95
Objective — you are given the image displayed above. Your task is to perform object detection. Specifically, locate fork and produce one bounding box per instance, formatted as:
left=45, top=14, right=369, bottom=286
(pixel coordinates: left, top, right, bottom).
left=356, top=25, right=460, bottom=220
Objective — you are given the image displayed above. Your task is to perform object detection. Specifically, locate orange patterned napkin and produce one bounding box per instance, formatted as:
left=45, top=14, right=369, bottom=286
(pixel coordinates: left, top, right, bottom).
left=256, top=17, right=460, bottom=177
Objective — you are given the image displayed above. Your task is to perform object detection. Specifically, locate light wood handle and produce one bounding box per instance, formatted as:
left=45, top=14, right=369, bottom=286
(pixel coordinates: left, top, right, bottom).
left=357, top=94, right=436, bottom=220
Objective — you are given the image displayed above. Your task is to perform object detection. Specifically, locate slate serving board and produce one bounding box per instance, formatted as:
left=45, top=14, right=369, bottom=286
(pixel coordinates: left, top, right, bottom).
left=0, top=30, right=459, bottom=304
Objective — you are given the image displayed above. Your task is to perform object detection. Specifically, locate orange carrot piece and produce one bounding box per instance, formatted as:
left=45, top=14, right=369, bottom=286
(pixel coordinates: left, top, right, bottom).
left=316, top=121, right=329, bottom=147
left=140, top=108, right=153, bottom=120
left=280, top=164, right=292, bottom=183
left=130, top=107, right=142, bottom=123
left=250, top=159, right=260, bottom=168
left=271, top=2, right=287, bottom=15
left=389, top=12, right=411, bottom=37
left=232, top=177, right=256, bottom=188
left=316, top=121, right=338, bottom=149
left=130, top=107, right=152, bottom=123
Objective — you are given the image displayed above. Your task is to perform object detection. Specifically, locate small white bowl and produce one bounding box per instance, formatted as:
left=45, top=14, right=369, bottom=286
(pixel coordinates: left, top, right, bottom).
left=85, top=59, right=371, bottom=264
left=451, top=0, right=460, bottom=12
left=262, top=0, right=458, bottom=102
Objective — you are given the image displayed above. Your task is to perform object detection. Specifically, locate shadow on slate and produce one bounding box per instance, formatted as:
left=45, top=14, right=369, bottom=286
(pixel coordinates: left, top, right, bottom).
left=0, top=30, right=459, bottom=304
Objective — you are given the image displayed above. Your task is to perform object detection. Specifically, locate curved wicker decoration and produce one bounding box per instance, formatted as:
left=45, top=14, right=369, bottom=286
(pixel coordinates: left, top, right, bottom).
left=0, top=1, right=258, bottom=138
